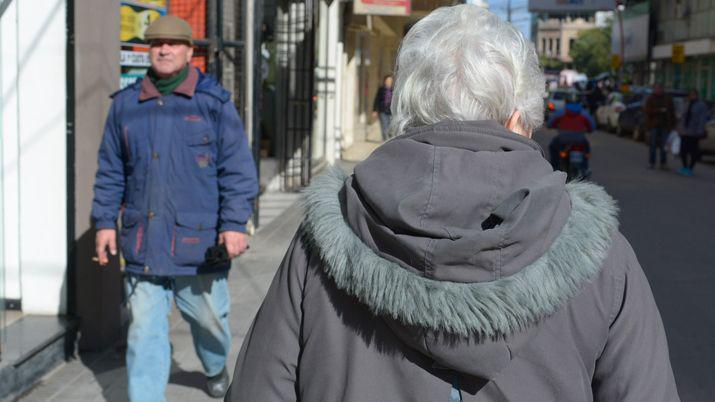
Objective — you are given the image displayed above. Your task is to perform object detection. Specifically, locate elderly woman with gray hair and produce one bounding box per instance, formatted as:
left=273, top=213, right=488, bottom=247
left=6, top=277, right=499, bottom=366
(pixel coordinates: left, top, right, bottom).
left=227, top=5, right=678, bottom=402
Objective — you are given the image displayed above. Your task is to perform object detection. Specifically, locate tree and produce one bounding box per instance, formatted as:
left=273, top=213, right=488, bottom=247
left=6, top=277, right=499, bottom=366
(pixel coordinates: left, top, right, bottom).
left=569, top=27, right=611, bottom=78
left=539, top=55, right=565, bottom=72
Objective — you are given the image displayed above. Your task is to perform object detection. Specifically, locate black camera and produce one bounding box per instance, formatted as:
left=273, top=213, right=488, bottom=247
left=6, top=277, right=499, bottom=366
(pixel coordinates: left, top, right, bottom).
left=204, top=244, right=230, bottom=266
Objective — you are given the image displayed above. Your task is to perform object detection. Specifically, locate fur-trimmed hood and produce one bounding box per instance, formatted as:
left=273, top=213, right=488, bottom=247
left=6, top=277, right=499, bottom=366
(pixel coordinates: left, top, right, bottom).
left=301, top=121, right=619, bottom=380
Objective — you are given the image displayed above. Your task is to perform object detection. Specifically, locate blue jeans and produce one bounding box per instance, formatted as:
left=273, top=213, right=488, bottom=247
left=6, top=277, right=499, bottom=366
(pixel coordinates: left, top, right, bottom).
left=649, top=127, right=668, bottom=166
left=125, top=272, right=231, bottom=402
left=378, top=112, right=392, bottom=141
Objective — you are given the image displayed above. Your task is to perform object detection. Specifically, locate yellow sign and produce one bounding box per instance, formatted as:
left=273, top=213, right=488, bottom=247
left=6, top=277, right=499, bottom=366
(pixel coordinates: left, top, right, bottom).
left=120, top=4, right=164, bottom=44
left=672, top=44, right=685, bottom=64
left=611, top=54, right=622, bottom=69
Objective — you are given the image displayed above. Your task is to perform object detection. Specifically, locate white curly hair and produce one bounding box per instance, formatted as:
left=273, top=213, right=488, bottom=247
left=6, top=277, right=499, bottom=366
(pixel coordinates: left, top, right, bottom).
left=390, top=5, right=545, bottom=136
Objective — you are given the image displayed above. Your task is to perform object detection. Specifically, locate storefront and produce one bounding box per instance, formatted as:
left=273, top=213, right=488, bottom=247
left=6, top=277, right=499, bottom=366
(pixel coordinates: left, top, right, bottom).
left=652, top=41, right=715, bottom=101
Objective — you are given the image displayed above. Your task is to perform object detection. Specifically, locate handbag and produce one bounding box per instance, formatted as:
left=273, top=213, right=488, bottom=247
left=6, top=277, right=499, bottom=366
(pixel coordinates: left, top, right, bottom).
left=666, top=130, right=681, bottom=155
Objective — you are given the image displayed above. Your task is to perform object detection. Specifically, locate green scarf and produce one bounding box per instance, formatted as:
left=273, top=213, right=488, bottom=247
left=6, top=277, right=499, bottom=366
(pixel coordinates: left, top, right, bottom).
left=148, top=64, right=190, bottom=95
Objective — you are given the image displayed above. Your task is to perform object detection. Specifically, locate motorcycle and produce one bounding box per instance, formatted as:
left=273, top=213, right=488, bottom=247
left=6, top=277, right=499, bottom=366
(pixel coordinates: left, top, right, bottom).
left=557, top=143, right=590, bottom=181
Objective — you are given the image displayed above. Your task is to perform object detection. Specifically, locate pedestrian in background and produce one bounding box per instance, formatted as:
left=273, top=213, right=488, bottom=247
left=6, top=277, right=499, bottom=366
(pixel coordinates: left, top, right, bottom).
left=644, top=83, right=676, bottom=169
left=227, top=5, right=678, bottom=402
left=372, top=74, right=393, bottom=141
left=678, top=89, right=708, bottom=176
left=91, top=16, right=258, bottom=401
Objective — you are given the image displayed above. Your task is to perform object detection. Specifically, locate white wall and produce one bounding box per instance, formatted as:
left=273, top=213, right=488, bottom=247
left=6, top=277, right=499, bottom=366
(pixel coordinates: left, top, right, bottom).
left=1, top=0, right=68, bottom=315
left=313, top=0, right=342, bottom=164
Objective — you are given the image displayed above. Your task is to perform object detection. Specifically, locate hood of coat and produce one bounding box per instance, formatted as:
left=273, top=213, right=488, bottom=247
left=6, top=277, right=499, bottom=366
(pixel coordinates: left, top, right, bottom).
left=301, top=120, right=618, bottom=380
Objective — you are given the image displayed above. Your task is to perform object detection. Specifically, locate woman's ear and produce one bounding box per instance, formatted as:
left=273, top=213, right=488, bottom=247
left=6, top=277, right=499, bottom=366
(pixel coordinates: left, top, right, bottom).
left=505, top=110, right=532, bottom=139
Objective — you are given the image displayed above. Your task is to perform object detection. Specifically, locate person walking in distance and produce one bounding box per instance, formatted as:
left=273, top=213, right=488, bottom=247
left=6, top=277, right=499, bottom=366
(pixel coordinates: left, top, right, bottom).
left=644, top=83, right=676, bottom=169
left=91, top=16, right=258, bottom=401
left=372, top=74, right=394, bottom=141
left=678, top=89, right=709, bottom=176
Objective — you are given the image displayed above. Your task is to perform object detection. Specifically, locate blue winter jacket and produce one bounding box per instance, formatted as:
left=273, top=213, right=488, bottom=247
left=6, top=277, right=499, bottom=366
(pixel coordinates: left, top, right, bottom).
left=91, top=67, right=258, bottom=276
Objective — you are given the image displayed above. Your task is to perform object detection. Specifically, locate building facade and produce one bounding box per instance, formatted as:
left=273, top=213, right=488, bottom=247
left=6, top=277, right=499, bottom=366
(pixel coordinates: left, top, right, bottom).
left=650, top=0, right=715, bottom=100
left=536, top=14, right=597, bottom=63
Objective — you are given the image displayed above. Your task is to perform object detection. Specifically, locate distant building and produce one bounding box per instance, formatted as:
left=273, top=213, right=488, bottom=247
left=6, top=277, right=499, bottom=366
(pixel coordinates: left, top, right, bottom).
left=535, top=14, right=597, bottom=64
left=650, top=0, right=715, bottom=100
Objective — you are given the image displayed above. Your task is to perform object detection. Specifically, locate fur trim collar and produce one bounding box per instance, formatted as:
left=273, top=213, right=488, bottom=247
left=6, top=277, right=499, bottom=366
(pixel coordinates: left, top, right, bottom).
left=301, top=166, right=619, bottom=338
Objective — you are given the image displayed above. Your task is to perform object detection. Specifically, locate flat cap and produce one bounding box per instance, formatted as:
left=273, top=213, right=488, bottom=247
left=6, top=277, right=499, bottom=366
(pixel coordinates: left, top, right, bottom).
left=144, top=15, right=193, bottom=45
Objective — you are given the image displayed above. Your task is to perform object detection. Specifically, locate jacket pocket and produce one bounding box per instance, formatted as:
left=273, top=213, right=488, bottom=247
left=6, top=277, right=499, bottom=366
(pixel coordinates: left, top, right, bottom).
left=120, top=208, right=146, bottom=265
left=183, top=128, right=217, bottom=171
left=172, top=212, right=218, bottom=267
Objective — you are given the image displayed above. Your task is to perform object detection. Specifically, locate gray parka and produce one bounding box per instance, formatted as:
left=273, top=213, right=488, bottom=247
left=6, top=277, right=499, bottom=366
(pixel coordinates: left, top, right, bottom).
left=227, top=121, right=679, bottom=402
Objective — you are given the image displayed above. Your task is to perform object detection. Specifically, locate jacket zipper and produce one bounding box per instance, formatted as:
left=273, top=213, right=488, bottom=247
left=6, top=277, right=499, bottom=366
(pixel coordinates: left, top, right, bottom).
left=135, top=224, right=144, bottom=255
left=170, top=226, right=176, bottom=256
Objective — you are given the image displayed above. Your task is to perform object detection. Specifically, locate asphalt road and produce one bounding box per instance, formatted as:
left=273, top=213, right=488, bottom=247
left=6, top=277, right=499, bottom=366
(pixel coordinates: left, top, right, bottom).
left=534, top=129, right=715, bottom=402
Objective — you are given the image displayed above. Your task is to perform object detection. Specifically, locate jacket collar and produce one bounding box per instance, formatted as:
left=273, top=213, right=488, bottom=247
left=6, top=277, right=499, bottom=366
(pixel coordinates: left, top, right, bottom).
left=138, top=66, right=199, bottom=101
left=301, top=166, right=619, bottom=339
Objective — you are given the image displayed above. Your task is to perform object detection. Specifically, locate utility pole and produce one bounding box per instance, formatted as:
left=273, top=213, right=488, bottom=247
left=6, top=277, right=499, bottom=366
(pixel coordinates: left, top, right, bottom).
left=507, top=0, right=511, bottom=22
left=616, top=0, right=625, bottom=88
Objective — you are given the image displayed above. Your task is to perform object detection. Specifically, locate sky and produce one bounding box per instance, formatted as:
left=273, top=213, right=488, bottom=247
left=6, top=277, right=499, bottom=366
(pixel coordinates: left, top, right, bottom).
left=485, top=0, right=533, bottom=40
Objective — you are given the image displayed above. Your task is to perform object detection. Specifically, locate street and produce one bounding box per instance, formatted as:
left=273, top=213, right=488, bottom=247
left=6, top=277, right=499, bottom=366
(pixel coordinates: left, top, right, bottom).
left=535, top=128, right=715, bottom=402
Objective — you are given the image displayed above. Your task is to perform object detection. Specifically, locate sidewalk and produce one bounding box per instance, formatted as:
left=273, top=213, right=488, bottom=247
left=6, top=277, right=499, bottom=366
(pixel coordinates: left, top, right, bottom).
left=18, top=190, right=304, bottom=402
left=17, top=143, right=375, bottom=402
left=342, top=120, right=384, bottom=162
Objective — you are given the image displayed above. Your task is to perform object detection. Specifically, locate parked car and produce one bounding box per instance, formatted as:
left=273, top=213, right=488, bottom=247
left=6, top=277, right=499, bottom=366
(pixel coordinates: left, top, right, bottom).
left=595, top=92, right=625, bottom=132
left=615, top=91, right=650, bottom=137
left=699, top=103, right=715, bottom=156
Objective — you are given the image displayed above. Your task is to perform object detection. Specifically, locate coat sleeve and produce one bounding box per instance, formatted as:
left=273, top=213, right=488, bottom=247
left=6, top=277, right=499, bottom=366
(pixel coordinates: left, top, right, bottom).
left=226, top=232, right=308, bottom=401
left=91, top=101, right=125, bottom=229
left=592, top=240, right=680, bottom=401
left=373, top=87, right=382, bottom=113
left=216, top=100, right=259, bottom=233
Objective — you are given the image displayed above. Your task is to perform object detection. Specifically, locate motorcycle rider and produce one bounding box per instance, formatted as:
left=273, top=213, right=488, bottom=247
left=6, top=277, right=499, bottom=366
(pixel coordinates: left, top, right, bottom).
left=547, top=94, right=595, bottom=176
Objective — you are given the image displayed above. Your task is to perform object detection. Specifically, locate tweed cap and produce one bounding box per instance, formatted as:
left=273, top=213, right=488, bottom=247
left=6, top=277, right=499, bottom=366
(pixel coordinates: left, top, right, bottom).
left=144, top=15, right=193, bottom=45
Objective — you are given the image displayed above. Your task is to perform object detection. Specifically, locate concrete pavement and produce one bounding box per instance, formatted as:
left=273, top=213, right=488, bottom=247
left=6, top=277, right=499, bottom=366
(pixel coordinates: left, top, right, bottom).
left=17, top=190, right=305, bottom=402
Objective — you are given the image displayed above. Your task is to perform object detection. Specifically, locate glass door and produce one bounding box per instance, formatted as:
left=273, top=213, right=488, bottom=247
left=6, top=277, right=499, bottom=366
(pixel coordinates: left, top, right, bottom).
left=0, top=13, right=5, bottom=360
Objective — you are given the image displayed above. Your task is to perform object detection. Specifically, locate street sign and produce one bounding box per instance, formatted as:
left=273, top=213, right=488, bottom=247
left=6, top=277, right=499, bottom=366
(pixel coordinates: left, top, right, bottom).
left=611, top=54, right=622, bottom=69
left=672, top=44, right=685, bottom=64
left=353, top=0, right=411, bottom=16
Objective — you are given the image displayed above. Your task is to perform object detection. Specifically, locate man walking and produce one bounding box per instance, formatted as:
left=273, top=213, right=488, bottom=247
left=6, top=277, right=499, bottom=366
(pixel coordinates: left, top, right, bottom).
left=678, top=89, right=709, bottom=176
left=91, top=16, right=258, bottom=401
left=644, top=83, right=676, bottom=169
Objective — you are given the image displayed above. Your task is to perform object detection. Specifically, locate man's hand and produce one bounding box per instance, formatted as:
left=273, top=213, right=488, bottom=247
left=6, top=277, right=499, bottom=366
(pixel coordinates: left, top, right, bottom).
left=218, top=231, right=249, bottom=259
left=95, top=229, right=117, bottom=266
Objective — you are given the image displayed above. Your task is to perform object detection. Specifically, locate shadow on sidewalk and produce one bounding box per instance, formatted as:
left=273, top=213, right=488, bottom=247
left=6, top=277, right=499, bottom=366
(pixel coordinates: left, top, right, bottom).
left=77, top=346, right=129, bottom=402
left=168, top=356, right=210, bottom=396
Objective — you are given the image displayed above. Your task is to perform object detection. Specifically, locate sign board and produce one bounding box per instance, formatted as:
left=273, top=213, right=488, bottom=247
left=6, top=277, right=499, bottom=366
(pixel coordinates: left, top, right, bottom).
left=120, top=69, right=146, bottom=89
left=529, top=0, right=615, bottom=13
left=120, top=2, right=166, bottom=44
left=672, top=44, right=685, bottom=64
left=353, top=0, right=411, bottom=16
left=611, top=54, right=621, bottom=69
left=120, top=50, right=151, bottom=67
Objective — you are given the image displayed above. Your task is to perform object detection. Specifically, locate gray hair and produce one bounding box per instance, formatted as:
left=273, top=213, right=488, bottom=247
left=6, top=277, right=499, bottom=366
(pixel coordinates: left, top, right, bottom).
left=390, top=5, right=545, bottom=135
